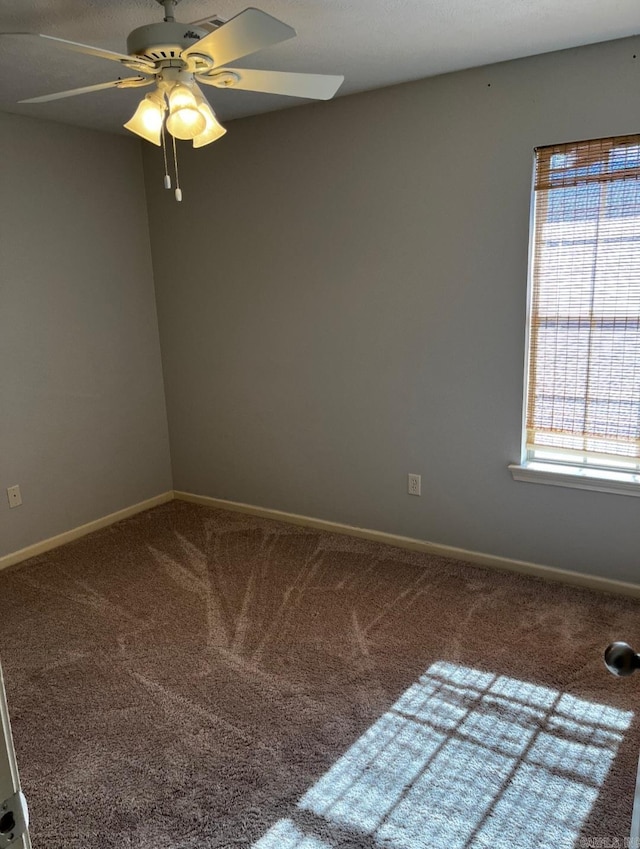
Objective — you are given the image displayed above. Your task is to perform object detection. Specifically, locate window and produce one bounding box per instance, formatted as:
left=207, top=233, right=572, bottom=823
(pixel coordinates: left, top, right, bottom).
left=511, top=135, right=640, bottom=495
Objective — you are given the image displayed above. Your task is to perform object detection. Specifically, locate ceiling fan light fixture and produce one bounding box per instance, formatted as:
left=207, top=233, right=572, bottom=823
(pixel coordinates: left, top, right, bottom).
left=14, top=6, right=344, bottom=201
left=192, top=94, right=226, bottom=148
left=123, top=92, right=165, bottom=146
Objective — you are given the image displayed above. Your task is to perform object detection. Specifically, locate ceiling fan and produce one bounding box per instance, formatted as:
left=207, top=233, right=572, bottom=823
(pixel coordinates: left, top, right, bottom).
left=4, top=0, right=344, bottom=199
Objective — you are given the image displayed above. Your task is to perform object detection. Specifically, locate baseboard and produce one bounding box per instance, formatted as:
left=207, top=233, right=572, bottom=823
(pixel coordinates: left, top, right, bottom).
left=5, top=487, right=638, bottom=599
left=0, top=491, right=174, bottom=572
left=175, top=490, right=640, bottom=599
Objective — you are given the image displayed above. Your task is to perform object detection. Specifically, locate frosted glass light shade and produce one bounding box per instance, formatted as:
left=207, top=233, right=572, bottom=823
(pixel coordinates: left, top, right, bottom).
left=123, top=94, right=165, bottom=145
left=166, top=83, right=206, bottom=140
left=168, top=84, right=198, bottom=111
left=166, top=108, right=206, bottom=140
left=193, top=98, right=227, bottom=148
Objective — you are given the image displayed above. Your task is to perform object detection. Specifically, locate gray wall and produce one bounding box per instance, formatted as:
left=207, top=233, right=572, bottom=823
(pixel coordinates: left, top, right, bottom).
left=0, top=112, right=172, bottom=558
left=144, top=36, right=640, bottom=583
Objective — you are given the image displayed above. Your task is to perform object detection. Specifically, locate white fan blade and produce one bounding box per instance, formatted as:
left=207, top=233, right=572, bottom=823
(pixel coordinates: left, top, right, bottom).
left=3, top=32, right=155, bottom=69
left=19, top=77, right=149, bottom=104
left=200, top=68, right=344, bottom=100
left=182, top=7, right=295, bottom=67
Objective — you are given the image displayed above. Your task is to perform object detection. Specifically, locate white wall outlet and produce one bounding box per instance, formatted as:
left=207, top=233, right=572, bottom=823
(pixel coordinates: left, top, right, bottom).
left=408, top=473, right=421, bottom=496
left=7, top=485, right=22, bottom=509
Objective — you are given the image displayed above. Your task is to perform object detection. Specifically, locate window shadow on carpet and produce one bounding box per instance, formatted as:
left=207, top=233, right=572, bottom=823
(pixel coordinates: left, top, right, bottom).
left=254, top=661, right=633, bottom=849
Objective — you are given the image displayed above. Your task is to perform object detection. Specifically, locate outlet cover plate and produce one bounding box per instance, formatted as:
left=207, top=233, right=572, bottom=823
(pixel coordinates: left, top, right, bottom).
left=7, top=486, right=22, bottom=508
left=408, top=474, right=421, bottom=496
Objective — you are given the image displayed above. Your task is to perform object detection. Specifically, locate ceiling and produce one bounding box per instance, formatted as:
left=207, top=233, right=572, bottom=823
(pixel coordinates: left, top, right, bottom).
left=1, top=0, right=640, bottom=136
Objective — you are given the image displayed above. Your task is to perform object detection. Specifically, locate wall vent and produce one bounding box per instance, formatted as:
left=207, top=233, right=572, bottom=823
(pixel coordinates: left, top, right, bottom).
left=187, top=15, right=226, bottom=33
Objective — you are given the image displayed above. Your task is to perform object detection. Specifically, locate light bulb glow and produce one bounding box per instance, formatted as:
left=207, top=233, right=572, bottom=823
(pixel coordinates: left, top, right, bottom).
left=166, top=83, right=206, bottom=140
left=123, top=93, right=165, bottom=146
left=168, top=84, right=199, bottom=112
left=166, top=107, right=206, bottom=140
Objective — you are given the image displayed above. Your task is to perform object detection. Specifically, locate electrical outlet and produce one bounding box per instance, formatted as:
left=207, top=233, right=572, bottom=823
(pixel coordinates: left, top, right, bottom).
left=7, top=485, right=22, bottom=509
left=408, top=473, right=421, bottom=496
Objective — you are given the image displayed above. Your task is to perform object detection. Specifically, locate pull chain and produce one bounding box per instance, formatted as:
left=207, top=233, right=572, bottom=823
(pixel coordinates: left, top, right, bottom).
left=161, top=122, right=171, bottom=190
left=172, top=134, right=182, bottom=202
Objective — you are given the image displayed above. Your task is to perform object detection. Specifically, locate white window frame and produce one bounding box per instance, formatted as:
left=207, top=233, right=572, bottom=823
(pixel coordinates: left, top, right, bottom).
left=509, top=145, right=640, bottom=497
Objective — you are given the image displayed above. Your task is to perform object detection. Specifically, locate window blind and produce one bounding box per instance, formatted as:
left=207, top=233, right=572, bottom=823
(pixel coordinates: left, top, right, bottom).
left=527, top=135, right=640, bottom=464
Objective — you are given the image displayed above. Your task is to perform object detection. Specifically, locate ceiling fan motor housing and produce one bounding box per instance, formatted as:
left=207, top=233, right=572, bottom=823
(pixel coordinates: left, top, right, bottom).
left=126, top=22, right=209, bottom=62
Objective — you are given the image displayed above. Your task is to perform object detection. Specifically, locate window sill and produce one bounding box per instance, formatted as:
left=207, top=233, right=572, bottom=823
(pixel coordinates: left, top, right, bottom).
left=508, top=462, right=640, bottom=497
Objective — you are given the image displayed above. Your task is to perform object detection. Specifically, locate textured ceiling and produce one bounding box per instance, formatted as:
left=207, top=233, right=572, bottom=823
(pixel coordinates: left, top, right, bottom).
left=1, top=0, right=640, bottom=136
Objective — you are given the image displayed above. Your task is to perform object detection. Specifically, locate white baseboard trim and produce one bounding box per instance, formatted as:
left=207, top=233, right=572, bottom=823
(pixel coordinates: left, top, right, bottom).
left=4, top=488, right=637, bottom=599
left=0, top=491, right=174, bottom=572
left=175, top=490, right=640, bottom=599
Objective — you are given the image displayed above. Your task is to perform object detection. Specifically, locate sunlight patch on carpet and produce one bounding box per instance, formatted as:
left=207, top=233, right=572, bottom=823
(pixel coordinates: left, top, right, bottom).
left=254, top=661, right=633, bottom=849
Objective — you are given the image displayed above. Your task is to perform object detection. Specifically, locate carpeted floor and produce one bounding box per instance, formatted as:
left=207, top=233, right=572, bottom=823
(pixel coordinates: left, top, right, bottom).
left=1, top=500, right=640, bottom=849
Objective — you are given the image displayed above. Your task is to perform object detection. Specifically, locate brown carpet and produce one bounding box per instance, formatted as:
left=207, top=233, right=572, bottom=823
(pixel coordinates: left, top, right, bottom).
left=1, top=500, right=640, bottom=849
